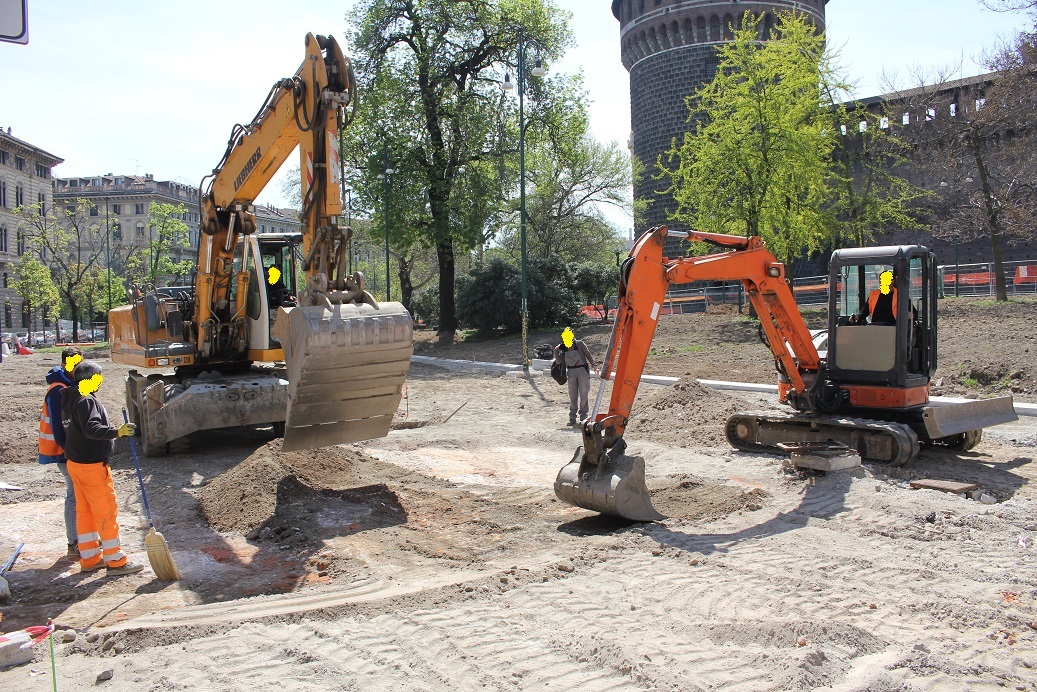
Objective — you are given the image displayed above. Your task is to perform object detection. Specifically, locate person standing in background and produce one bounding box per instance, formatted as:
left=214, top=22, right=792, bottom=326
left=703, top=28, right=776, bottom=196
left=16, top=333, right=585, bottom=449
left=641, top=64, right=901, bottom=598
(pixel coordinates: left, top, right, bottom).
left=553, top=327, right=597, bottom=428
left=39, top=348, right=83, bottom=557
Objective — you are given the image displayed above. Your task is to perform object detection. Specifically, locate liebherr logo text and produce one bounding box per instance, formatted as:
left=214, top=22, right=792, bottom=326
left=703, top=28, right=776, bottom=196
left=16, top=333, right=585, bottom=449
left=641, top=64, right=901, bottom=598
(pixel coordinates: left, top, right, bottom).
left=234, top=148, right=262, bottom=190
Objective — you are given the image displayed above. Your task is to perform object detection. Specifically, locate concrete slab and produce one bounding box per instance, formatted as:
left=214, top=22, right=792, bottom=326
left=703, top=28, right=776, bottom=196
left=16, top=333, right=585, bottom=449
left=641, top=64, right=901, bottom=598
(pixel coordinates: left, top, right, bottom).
left=908, top=479, right=980, bottom=494
left=777, top=442, right=862, bottom=472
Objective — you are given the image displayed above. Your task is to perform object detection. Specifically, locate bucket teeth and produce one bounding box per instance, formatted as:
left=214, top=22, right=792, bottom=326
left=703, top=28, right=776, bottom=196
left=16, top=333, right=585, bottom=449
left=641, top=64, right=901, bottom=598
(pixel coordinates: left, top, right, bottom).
left=554, top=447, right=665, bottom=522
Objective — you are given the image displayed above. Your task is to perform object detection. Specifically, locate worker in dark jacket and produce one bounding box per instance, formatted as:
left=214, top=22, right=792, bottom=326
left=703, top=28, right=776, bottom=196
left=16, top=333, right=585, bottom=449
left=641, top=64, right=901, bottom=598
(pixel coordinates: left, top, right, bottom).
left=855, top=269, right=898, bottom=325
left=61, top=360, right=143, bottom=576
left=39, top=348, right=83, bottom=557
left=553, top=327, right=598, bottom=427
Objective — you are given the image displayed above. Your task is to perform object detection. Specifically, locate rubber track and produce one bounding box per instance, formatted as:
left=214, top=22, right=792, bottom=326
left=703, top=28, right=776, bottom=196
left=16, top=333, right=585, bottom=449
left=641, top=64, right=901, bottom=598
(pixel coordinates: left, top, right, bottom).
left=725, top=411, right=921, bottom=467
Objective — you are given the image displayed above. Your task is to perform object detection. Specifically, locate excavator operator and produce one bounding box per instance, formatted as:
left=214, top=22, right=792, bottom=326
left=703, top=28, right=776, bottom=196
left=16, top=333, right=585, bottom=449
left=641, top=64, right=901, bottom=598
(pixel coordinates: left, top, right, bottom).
left=266, top=266, right=298, bottom=309
left=853, top=269, right=897, bottom=325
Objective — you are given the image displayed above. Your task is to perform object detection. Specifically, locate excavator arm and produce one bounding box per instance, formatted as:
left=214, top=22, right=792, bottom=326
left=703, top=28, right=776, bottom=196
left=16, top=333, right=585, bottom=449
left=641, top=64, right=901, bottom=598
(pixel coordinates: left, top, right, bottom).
left=595, top=226, right=820, bottom=442
left=195, top=32, right=357, bottom=360
left=555, top=225, right=821, bottom=521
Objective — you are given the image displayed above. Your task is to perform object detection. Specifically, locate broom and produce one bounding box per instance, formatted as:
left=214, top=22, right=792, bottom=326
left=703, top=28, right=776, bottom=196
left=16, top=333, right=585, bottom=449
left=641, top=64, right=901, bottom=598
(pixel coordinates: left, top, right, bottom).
left=122, top=410, right=180, bottom=580
left=0, top=542, right=24, bottom=602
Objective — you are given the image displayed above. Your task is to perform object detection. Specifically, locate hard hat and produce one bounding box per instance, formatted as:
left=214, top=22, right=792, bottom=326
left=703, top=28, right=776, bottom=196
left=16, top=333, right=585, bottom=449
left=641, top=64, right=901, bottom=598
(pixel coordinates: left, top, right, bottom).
left=561, top=327, right=574, bottom=348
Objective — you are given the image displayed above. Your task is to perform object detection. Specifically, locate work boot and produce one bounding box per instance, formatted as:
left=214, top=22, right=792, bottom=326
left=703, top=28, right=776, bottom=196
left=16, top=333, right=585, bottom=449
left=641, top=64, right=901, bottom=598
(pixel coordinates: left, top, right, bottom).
left=80, top=561, right=104, bottom=572
left=106, top=561, right=144, bottom=576
left=66, top=542, right=79, bottom=558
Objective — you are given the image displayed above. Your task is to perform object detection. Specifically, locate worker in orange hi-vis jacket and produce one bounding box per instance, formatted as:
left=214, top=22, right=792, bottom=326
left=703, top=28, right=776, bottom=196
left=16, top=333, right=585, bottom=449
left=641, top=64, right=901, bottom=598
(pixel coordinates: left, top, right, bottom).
left=38, top=347, right=84, bottom=558
left=60, top=360, right=145, bottom=577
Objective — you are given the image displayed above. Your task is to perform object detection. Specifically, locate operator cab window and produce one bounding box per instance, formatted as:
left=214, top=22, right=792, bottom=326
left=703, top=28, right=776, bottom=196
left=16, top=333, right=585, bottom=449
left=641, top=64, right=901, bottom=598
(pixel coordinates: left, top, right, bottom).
left=838, top=264, right=896, bottom=325
left=835, top=263, right=897, bottom=374
left=261, top=243, right=298, bottom=311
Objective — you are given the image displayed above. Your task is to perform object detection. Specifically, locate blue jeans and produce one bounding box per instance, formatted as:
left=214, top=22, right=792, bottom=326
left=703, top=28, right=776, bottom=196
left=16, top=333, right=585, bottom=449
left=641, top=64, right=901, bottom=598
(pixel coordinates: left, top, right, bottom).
left=56, top=462, right=77, bottom=545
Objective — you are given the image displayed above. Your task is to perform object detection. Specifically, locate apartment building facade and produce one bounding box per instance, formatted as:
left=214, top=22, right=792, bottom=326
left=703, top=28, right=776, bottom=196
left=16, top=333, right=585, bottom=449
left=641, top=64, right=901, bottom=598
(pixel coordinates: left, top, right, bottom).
left=0, top=127, right=63, bottom=331
left=52, top=173, right=302, bottom=285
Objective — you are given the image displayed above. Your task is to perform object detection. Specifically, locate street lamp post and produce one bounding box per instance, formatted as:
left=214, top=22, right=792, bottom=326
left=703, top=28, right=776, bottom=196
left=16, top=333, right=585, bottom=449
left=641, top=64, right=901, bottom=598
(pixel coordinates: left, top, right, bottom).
left=377, top=155, right=395, bottom=301
left=104, top=196, right=111, bottom=313
left=503, top=28, right=545, bottom=372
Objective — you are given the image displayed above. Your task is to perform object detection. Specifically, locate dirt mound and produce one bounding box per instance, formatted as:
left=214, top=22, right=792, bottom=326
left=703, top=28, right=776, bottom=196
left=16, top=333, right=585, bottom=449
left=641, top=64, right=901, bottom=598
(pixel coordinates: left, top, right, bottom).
left=196, top=442, right=378, bottom=533
left=629, top=378, right=745, bottom=447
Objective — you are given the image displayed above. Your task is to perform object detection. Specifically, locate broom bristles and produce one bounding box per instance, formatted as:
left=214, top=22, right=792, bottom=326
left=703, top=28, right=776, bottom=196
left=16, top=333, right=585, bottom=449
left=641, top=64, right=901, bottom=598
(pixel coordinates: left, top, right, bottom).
left=145, top=528, right=180, bottom=581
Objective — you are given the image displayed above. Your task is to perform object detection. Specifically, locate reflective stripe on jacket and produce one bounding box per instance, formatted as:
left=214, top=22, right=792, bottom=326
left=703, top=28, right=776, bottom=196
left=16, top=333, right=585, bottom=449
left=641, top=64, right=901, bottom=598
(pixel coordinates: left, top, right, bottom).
left=39, top=381, right=66, bottom=458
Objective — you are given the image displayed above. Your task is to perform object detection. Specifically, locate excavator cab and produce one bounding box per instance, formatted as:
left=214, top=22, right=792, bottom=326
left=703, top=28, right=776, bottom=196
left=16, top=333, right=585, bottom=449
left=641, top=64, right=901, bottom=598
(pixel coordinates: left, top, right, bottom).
left=826, top=246, right=938, bottom=408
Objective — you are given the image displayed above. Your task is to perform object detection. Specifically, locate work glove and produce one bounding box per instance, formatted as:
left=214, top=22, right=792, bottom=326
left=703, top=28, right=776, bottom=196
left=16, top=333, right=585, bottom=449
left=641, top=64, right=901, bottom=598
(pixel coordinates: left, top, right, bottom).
left=117, top=423, right=136, bottom=438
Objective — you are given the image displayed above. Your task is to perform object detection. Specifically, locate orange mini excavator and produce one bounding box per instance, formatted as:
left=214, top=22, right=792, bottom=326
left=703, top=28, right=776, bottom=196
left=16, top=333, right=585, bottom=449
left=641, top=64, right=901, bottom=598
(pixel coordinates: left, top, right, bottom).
left=554, top=226, right=1017, bottom=521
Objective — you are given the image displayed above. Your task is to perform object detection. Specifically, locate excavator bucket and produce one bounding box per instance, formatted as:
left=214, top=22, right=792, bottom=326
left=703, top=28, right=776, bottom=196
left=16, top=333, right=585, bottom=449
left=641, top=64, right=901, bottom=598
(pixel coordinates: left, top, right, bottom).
left=273, top=301, right=413, bottom=452
left=554, top=447, right=665, bottom=522
left=922, top=395, right=1018, bottom=439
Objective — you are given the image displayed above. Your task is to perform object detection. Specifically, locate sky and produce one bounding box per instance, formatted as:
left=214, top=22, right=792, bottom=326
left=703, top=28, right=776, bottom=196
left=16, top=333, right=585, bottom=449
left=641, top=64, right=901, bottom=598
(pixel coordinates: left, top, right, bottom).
left=1, top=0, right=1027, bottom=231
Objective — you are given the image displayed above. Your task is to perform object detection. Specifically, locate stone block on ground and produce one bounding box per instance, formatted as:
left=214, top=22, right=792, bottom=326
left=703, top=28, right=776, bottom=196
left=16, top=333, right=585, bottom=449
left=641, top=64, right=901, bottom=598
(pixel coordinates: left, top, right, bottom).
left=908, top=479, right=980, bottom=494
left=777, top=442, right=862, bottom=472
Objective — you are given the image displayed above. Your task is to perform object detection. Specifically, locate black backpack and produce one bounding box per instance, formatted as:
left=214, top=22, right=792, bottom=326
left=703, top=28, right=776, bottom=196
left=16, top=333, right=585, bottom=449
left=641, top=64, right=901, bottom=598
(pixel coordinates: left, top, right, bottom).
left=550, top=343, right=568, bottom=385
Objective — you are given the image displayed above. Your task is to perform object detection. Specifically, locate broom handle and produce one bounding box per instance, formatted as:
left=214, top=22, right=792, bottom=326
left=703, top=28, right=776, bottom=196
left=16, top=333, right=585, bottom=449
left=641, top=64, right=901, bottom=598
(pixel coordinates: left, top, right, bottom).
left=0, top=542, right=23, bottom=576
left=122, top=409, right=155, bottom=529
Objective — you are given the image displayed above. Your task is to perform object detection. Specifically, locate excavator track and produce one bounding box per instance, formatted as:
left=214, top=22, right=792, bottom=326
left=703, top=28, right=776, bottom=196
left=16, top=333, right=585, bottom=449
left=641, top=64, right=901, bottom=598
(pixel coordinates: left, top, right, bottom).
left=725, top=411, right=921, bottom=467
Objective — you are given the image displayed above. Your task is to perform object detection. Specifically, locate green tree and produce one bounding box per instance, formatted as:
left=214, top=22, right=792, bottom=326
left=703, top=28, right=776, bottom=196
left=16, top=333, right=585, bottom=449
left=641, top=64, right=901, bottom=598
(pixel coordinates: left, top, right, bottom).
left=13, top=255, right=59, bottom=337
left=571, top=262, right=619, bottom=321
left=456, top=255, right=579, bottom=334
left=125, top=202, right=194, bottom=287
left=14, top=198, right=115, bottom=339
left=663, top=11, right=842, bottom=269
left=77, top=264, right=126, bottom=340
left=346, top=0, right=571, bottom=342
left=485, top=71, right=631, bottom=265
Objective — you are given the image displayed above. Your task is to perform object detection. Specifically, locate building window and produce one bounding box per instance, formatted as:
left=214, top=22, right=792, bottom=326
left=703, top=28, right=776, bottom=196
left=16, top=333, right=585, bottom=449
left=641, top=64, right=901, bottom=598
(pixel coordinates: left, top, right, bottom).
left=136, top=223, right=145, bottom=238
left=37, top=192, right=45, bottom=215
left=16, top=230, right=25, bottom=255
left=0, top=224, right=6, bottom=252
left=112, top=221, right=121, bottom=240
left=89, top=206, right=98, bottom=217
left=4, top=299, right=11, bottom=328
left=2, top=271, right=7, bottom=288
left=0, top=180, right=5, bottom=208
left=135, top=203, right=145, bottom=215
left=0, top=150, right=7, bottom=165
left=15, top=184, right=23, bottom=207
left=34, top=163, right=49, bottom=178
left=112, top=204, right=121, bottom=215
left=15, top=156, right=25, bottom=171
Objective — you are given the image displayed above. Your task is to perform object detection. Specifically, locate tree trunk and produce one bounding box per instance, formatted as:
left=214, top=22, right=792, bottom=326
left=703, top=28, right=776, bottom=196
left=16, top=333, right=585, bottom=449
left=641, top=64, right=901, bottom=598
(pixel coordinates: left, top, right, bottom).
left=398, top=256, right=414, bottom=315
left=972, top=144, right=1008, bottom=301
left=436, top=239, right=457, bottom=344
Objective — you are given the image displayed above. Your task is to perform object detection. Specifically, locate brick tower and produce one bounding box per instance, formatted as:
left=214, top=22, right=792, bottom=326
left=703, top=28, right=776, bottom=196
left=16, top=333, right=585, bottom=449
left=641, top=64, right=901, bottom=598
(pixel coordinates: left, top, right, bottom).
left=612, top=0, right=828, bottom=240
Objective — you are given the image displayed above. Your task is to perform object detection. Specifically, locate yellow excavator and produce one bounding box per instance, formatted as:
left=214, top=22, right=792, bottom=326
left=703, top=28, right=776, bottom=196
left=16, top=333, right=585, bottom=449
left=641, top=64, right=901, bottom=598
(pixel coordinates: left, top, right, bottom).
left=109, top=33, right=413, bottom=455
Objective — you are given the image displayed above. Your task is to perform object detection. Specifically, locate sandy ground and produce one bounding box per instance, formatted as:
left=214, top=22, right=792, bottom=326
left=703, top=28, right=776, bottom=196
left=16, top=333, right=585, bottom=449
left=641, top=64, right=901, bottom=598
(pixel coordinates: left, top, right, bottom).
left=0, top=300, right=1036, bottom=690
